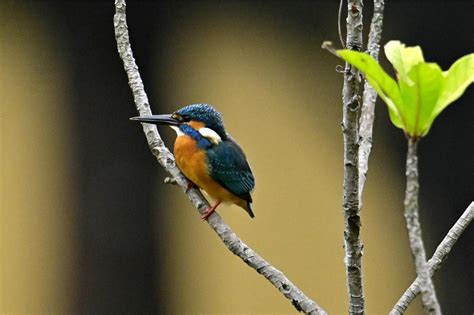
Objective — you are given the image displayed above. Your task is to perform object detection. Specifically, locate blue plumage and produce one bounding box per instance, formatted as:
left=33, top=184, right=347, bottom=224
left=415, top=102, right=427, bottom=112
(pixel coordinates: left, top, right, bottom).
left=176, top=104, right=227, bottom=139
left=206, top=137, right=255, bottom=203
left=179, top=124, right=213, bottom=149
left=131, top=103, right=255, bottom=219
left=177, top=107, right=255, bottom=201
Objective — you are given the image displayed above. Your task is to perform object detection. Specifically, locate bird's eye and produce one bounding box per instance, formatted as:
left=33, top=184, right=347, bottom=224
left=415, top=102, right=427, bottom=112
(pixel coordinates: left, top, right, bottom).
left=181, top=115, right=191, bottom=122
left=171, top=113, right=184, bottom=122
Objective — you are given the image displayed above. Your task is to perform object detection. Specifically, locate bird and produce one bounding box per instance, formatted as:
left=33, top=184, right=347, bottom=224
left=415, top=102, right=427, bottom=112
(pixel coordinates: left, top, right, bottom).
left=131, top=104, right=255, bottom=220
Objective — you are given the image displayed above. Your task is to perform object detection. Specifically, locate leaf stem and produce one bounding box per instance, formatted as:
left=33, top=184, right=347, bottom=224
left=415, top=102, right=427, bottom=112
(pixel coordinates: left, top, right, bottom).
left=403, top=139, right=441, bottom=314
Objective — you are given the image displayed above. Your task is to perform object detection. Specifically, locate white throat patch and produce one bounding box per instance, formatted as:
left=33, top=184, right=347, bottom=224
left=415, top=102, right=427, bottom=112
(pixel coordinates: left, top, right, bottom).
left=169, top=125, right=184, bottom=136
left=198, top=127, right=222, bottom=144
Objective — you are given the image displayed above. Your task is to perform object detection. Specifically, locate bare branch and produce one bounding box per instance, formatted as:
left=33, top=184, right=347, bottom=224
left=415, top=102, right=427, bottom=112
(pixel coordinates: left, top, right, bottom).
left=113, top=1, right=326, bottom=314
left=358, top=0, right=385, bottom=200
left=341, top=1, right=364, bottom=314
left=391, top=202, right=474, bottom=315
left=403, top=139, right=441, bottom=314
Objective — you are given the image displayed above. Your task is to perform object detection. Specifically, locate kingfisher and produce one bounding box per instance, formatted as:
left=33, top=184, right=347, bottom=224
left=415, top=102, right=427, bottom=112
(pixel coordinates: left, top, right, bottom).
left=131, top=104, right=255, bottom=220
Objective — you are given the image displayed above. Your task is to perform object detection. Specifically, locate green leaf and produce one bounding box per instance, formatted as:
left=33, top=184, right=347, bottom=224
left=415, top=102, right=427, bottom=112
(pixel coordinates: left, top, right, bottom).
left=384, top=41, right=425, bottom=85
left=398, top=63, right=444, bottom=136
left=423, top=53, right=474, bottom=135
left=337, top=49, right=405, bottom=129
left=337, top=43, right=473, bottom=139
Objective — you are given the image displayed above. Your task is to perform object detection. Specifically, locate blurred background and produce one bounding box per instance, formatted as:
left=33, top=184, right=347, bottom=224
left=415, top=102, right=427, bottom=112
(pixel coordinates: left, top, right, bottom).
left=1, top=1, right=473, bottom=314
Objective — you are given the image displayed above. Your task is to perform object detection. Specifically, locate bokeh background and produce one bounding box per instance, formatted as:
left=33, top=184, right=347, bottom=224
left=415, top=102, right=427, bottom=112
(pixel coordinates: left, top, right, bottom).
left=1, top=1, right=473, bottom=314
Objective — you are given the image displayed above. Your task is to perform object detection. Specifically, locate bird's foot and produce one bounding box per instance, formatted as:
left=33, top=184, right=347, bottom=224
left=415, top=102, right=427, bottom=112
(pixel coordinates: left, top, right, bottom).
left=201, top=202, right=222, bottom=220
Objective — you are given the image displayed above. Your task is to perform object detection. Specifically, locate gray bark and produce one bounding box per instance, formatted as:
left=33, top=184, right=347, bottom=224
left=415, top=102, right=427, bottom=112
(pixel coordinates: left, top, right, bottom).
left=113, top=0, right=326, bottom=313
left=391, top=202, right=474, bottom=315
left=341, top=1, right=365, bottom=314
left=358, top=0, right=385, bottom=201
left=403, top=139, right=441, bottom=314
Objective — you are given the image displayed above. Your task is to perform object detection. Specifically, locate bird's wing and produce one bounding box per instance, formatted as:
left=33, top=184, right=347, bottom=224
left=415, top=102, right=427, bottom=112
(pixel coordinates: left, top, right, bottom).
left=206, top=137, right=255, bottom=202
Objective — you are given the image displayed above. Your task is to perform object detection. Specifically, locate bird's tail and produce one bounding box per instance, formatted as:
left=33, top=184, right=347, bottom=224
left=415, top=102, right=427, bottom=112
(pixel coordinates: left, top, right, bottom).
left=246, top=201, right=255, bottom=218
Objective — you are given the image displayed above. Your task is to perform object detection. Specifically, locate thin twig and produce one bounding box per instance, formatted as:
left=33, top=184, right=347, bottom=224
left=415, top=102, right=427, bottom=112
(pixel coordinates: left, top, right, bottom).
left=338, top=0, right=346, bottom=48
left=390, top=202, right=474, bottom=315
left=113, top=1, right=327, bottom=314
left=321, top=41, right=338, bottom=57
left=341, top=1, right=364, bottom=314
left=403, top=139, right=441, bottom=314
left=358, top=0, right=385, bottom=201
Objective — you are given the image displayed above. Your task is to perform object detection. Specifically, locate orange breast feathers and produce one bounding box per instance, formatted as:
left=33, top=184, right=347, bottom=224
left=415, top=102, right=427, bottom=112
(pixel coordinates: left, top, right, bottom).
left=173, top=135, right=209, bottom=187
left=173, top=135, right=247, bottom=209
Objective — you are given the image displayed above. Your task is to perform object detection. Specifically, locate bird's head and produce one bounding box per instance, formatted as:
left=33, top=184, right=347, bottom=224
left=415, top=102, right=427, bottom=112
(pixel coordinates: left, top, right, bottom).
left=131, top=104, right=227, bottom=143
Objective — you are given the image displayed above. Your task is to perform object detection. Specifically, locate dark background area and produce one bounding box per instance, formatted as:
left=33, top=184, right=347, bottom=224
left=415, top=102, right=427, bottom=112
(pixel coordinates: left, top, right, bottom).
left=2, top=1, right=472, bottom=314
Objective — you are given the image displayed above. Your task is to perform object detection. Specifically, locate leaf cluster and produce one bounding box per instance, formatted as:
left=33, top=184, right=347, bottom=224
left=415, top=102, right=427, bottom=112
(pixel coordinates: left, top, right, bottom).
left=338, top=41, right=474, bottom=138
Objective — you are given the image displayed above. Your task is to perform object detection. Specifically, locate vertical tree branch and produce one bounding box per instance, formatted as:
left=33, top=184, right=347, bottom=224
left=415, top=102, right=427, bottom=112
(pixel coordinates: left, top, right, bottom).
left=403, top=139, right=441, bottom=314
left=341, top=1, right=364, bottom=314
left=391, top=202, right=474, bottom=315
left=113, top=0, right=327, bottom=313
left=358, top=0, right=385, bottom=200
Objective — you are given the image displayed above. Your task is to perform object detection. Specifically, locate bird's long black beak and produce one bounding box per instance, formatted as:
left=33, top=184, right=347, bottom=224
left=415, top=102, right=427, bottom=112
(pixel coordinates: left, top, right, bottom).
left=130, top=114, right=179, bottom=125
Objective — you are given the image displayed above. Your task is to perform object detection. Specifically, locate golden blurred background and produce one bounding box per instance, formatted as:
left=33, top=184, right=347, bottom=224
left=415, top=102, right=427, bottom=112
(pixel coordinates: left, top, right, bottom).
left=1, top=1, right=473, bottom=314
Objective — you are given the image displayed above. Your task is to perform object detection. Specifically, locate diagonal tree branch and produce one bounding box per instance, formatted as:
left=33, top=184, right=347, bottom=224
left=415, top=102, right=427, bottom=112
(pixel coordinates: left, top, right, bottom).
left=358, top=0, right=385, bottom=200
left=390, top=202, right=474, bottom=315
left=113, top=1, right=327, bottom=314
left=341, top=1, right=365, bottom=314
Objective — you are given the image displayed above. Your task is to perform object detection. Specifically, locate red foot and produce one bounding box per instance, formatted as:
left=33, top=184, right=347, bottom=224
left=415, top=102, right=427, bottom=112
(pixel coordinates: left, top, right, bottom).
left=201, top=202, right=222, bottom=220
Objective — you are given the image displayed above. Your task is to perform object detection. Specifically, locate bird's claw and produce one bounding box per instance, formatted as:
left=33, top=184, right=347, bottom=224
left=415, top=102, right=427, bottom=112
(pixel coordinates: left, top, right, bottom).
left=201, top=201, right=221, bottom=220
left=200, top=209, right=215, bottom=220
